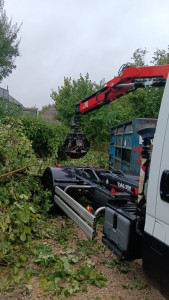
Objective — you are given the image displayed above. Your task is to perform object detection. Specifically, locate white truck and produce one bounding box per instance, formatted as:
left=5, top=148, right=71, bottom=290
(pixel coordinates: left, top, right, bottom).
left=43, top=64, right=169, bottom=297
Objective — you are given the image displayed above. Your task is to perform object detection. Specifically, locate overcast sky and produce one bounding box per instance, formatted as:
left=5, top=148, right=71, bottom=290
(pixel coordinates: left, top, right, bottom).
left=1, top=0, right=169, bottom=109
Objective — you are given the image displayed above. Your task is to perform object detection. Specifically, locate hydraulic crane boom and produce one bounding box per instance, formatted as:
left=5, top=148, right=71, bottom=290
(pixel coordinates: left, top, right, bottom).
left=63, top=64, right=169, bottom=159
left=78, top=64, right=168, bottom=114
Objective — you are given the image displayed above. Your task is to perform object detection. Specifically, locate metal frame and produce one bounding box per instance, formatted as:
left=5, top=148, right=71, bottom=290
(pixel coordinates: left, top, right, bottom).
left=54, top=186, right=98, bottom=239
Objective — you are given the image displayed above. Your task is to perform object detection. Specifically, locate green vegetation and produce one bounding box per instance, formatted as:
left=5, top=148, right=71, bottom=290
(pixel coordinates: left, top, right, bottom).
left=59, top=149, right=109, bottom=168
left=22, top=116, right=67, bottom=159
left=0, top=118, right=53, bottom=260
left=0, top=0, right=21, bottom=81
left=0, top=45, right=169, bottom=298
left=50, top=74, right=109, bottom=145
left=0, top=98, right=22, bottom=117
left=0, top=114, right=108, bottom=298
left=0, top=216, right=108, bottom=298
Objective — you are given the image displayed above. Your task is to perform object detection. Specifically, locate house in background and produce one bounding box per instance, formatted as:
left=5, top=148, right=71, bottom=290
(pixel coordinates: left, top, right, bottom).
left=0, top=86, right=38, bottom=117
left=41, top=105, right=60, bottom=124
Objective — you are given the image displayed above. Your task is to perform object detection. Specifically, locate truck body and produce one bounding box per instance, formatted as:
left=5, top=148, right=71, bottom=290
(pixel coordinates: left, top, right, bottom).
left=42, top=64, right=169, bottom=297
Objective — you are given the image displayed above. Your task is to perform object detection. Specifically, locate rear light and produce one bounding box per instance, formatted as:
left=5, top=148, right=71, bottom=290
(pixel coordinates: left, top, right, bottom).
left=111, top=188, right=116, bottom=195
left=86, top=205, right=93, bottom=213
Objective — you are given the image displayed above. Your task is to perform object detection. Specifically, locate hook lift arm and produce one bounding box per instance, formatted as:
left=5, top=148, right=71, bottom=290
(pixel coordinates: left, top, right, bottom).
left=63, top=64, right=169, bottom=159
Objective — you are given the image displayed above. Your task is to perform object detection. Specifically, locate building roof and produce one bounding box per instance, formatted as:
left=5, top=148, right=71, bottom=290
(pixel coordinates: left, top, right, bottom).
left=42, top=105, right=59, bottom=123
left=0, top=87, right=38, bottom=116
left=9, top=95, right=23, bottom=107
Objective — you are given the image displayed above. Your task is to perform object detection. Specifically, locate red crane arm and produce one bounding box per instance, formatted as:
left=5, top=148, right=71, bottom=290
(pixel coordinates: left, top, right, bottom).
left=78, top=65, right=169, bottom=115
left=64, top=64, right=169, bottom=159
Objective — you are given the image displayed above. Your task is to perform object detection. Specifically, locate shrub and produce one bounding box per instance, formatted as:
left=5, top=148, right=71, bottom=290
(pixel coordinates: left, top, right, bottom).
left=21, top=116, right=67, bottom=159
left=0, top=119, right=52, bottom=262
left=59, top=149, right=109, bottom=169
left=0, top=97, right=22, bottom=118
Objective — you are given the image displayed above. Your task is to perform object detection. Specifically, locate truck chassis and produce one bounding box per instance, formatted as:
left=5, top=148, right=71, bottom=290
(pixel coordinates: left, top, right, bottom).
left=42, top=165, right=141, bottom=260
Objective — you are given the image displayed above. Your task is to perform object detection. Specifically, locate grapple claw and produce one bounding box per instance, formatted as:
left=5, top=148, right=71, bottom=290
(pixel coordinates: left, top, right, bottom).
left=63, top=132, right=90, bottom=159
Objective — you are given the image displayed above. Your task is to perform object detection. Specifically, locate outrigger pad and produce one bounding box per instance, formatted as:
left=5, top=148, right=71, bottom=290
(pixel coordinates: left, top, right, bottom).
left=63, top=132, right=90, bottom=159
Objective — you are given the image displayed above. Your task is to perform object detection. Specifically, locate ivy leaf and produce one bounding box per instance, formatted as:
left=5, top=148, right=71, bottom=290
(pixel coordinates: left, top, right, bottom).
left=24, top=226, right=31, bottom=234
left=54, top=277, right=61, bottom=284
left=93, top=279, right=108, bottom=288
left=14, top=202, right=22, bottom=210
left=21, top=214, right=30, bottom=223
left=29, top=206, right=36, bottom=213
left=64, top=285, right=74, bottom=297
left=60, top=257, right=71, bottom=272
left=67, top=255, right=79, bottom=264
left=30, top=269, right=40, bottom=275
left=13, top=267, right=19, bottom=276
left=26, top=284, right=33, bottom=291
left=72, top=280, right=80, bottom=292
left=20, top=232, right=26, bottom=242
left=20, top=194, right=29, bottom=200
left=23, top=270, right=31, bottom=281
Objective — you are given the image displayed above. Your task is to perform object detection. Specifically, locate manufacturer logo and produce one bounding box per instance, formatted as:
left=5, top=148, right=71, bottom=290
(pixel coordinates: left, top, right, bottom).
left=84, top=101, right=88, bottom=108
left=117, top=182, right=131, bottom=191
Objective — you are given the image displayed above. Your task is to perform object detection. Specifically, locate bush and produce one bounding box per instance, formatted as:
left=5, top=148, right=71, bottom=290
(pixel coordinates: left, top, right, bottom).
left=0, top=98, right=22, bottom=118
left=59, top=149, right=109, bottom=169
left=0, top=119, right=53, bottom=262
left=21, top=116, right=67, bottom=159
left=0, top=118, right=36, bottom=172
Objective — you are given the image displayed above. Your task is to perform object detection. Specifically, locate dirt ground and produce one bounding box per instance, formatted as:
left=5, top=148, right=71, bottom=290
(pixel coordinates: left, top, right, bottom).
left=0, top=217, right=167, bottom=300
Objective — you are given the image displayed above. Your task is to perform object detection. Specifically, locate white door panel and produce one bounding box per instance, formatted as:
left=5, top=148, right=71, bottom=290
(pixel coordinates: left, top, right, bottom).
left=145, top=75, right=169, bottom=240
left=153, top=221, right=166, bottom=242
left=156, top=114, right=169, bottom=227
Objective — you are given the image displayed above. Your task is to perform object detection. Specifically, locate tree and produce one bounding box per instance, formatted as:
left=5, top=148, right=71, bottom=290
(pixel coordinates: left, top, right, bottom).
left=51, top=73, right=105, bottom=128
left=123, top=47, right=166, bottom=121
left=126, top=48, right=148, bottom=67
left=0, top=0, right=21, bottom=81
left=151, top=46, right=169, bottom=65
left=127, top=46, right=169, bottom=66
left=51, top=74, right=110, bottom=145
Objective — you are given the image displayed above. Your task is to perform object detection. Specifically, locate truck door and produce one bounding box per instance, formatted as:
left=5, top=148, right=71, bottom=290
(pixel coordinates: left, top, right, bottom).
left=152, top=75, right=169, bottom=245
left=143, top=75, right=169, bottom=296
left=145, top=75, right=169, bottom=242
left=155, top=113, right=169, bottom=244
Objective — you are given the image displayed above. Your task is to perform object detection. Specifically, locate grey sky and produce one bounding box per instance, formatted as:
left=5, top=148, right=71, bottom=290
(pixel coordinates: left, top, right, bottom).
left=1, top=0, right=169, bottom=109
